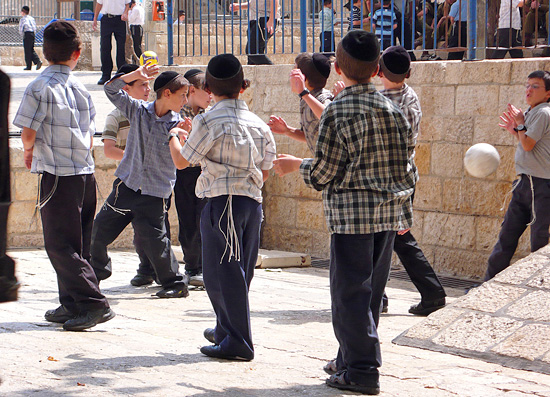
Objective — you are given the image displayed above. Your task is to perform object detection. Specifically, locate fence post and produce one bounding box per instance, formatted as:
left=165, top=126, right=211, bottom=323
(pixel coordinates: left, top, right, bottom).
left=300, top=0, right=307, bottom=52
left=476, top=0, right=487, bottom=59
left=467, top=0, right=476, bottom=60
left=167, top=0, right=174, bottom=65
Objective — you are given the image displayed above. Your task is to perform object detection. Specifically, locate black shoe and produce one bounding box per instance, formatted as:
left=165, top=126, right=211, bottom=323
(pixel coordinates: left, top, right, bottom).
left=200, top=345, right=253, bottom=361
left=155, top=285, right=189, bottom=298
left=409, top=298, right=446, bottom=316
left=36, top=60, right=42, bottom=70
left=130, top=273, right=154, bottom=286
left=203, top=328, right=216, bottom=344
left=97, top=76, right=110, bottom=85
left=326, top=370, right=380, bottom=395
left=45, top=305, right=76, bottom=323
left=62, top=307, right=115, bottom=331
left=23, top=67, right=32, bottom=70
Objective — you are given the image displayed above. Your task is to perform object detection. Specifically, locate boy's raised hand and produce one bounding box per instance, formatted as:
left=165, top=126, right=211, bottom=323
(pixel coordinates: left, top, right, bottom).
left=137, top=61, right=160, bottom=81
left=267, top=115, right=290, bottom=135
left=506, top=103, right=524, bottom=125
left=289, top=69, right=307, bottom=94
left=273, top=154, right=303, bottom=176
left=332, top=81, right=345, bottom=97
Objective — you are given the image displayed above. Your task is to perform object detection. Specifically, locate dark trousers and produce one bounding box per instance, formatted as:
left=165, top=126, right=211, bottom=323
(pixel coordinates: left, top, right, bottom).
left=448, top=21, right=467, bottom=60
left=174, top=167, right=205, bottom=273
left=40, top=172, right=108, bottom=313
left=100, top=15, right=127, bottom=79
left=201, top=195, right=262, bottom=360
left=490, top=28, right=523, bottom=59
left=394, top=231, right=446, bottom=301
left=485, top=174, right=550, bottom=280
left=246, top=17, right=274, bottom=65
left=331, top=231, right=395, bottom=385
left=130, top=24, right=143, bottom=60
left=319, top=31, right=334, bottom=53
left=0, top=204, right=18, bottom=302
left=23, top=31, right=40, bottom=68
left=90, top=179, right=185, bottom=288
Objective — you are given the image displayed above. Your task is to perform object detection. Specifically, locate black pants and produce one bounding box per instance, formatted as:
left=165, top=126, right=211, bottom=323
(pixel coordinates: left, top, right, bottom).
left=130, top=24, right=143, bottom=60
left=23, top=31, right=40, bottom=69
left=174, top=167, right=205, bottom=273
left=485, top=174, right=550, bottom=280
left=90, top=179, right=185, bottom=288
left=246, top=17, right=274, bottom=65
left=319, top=31, right=334, bottom=53
left=201, top=195, right=262, bottom=360
left=490, top=28, right=523, bottom=59
left=448, top=21, right=467, bottom=60
left=40, top=172, right=108, bottom=314
left=0, top=204, right=18, bottom=302
left=393, top=20, right=416, bottom=61
left=331, top=231, right=395, bottom=386
left=100, top=15, right=127, bottom=79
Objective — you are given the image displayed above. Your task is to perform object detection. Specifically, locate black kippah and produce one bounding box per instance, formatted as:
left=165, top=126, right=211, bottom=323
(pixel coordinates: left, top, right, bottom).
left=22, top=6, right=30, bottom=13
left=380, top=45, right=411, bottom=75
left=184, top=68, right=203, bottom=80
left=43, top=20, right=78, bottom=42
left=341, top=30, right=380, bottom=62
left=207, top=54, right=242, bottom=80
left=154, top=71, right=180, bottom=92
left=312, top=53, right=331, bottom=79
left=117, top=64, right=139, bottom=75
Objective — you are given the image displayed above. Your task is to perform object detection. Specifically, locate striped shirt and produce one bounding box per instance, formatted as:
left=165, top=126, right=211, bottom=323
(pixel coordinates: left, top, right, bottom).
left=13, top=65, right=95, bottom=176
left=301, top=88, right=333, bottom=154
left=180, top=99, right=277, bottom=203
left=372, top=7, right=396, bottom=39
left=104, top=77, right=182, bottom=199
left=299, top=82, right=415, bottom=235
left=348, top=5, right=364, bottom=31
left=102, top=108, right=130, bottom=150
left=19, top=14, right=37, bottom=35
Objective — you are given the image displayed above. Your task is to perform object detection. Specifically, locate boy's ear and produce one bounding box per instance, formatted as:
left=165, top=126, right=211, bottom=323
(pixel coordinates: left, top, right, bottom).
left=71, top=49, right=81, bottom=62
left=188, top=86, right=196, bottom=96
left=334, top=61, right=341, bottom=75
left=371, top=65, right=380, bottom=79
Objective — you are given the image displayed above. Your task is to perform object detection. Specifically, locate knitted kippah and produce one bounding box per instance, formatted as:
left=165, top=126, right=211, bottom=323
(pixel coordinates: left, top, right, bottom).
left=184, top=68, right=204, bottom=80
left=206, top=54, right=242, bottom=80
left=312, top=53, right=331, bottom=79
left=341, top=30, right=380, bottom=62
left=43, top=20, right=79, bottom=42
left=153, top=71, right=180, bottom=92
left=380, top=45, right=411, bottom=76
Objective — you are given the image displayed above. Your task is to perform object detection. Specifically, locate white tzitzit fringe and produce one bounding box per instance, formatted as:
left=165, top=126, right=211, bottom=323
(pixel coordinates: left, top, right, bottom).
left=103, top=180, right=131, bottom=215
left=499, top=175, right=536, bottom=226
left=219, top=195, right=241, bottom=264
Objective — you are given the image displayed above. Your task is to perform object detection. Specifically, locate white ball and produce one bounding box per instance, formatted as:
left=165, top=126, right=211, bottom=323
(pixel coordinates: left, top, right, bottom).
left=464, top=143, right=500, bottom=178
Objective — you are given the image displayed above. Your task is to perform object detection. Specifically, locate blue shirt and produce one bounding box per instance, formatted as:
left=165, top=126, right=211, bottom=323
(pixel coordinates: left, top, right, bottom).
left=104, top=78, right=182, bottom=199
left=449, top=0, right=469, bottom=22
left=13, top=65, right=95, bottom=176
left=373, top=7, right=396, bottom=38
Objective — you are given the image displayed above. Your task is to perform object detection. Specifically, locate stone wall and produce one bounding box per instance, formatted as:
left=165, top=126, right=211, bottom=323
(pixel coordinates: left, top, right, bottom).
left=7, top=58, right=550, bottom=278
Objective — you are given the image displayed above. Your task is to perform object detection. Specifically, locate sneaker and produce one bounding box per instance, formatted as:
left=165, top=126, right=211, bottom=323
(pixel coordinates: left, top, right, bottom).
left=62, top=307, right=115, bottom=331
left=45, top=305, right=76, bottom=323
left=408, top=298, right=446, bottom=316
left=326, top=370, right=380, bottom=395
left=186, top=270, right=204, bottom=287
left=155, top=285, right=189, bottom=298
left=130, top=273, right=154, bottom=286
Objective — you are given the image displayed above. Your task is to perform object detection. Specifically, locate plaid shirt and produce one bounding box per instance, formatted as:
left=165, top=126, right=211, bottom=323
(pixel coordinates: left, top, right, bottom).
left=180, top=99, right=277, bottom=203
left=299, top=82, right=415, bottom=234
left=13, top=65, right=95, bottom=176
left=104, top=78, right=181, bottom=199
left=19, top=15, right=36, bottom=35
left=301, top=88, right=332, bottom=154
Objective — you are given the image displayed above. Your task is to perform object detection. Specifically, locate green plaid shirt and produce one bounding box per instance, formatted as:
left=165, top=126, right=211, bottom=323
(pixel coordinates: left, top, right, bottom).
left=299, top=82, right=415, bottom=234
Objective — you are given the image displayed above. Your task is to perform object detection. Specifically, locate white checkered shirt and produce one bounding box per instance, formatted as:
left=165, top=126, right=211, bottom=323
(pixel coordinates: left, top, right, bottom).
left=13, top=65, right=95, bottom=176
left=180, top=99, right=277, bottom=203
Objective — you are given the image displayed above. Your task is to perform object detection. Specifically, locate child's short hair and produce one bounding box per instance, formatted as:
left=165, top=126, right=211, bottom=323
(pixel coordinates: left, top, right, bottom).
left=21, top=6, right=30, bottom=14
left=295, top=53, right=331, bottom=90
left=379, top=45, right=411, bottom=83
left=153, top=71, right=189, bottom=98
left=184, top=69, right=206, bottom=92
left=323, top=0, right=332, bottom=5
left=383, top=0, right=392, bottom=5
left=42, top=21, right=82, bottom=64
left=205, top=54, right=247, bottom=98
left=336, top=30, right=380, bottom=83
left=528, top=70, right=550, bottom=92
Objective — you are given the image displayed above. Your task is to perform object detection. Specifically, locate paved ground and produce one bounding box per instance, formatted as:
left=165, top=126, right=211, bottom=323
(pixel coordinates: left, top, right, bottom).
left=2, top=249, right=550, bottom=396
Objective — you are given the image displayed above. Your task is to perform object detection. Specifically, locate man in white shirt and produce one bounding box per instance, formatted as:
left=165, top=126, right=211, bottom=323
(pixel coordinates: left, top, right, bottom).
left=490, top=0, right=524, bottom=59
left=128, top=0, right=145, bottom=62
left=93, top=0, right=130, bottom=85
left=19, top=6, right=42, bottom=70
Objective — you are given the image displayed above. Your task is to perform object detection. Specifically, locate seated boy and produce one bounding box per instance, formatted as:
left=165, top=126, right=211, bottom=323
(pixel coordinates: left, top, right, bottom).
left=168, top=54, right=276, bottom=361
left=101, top=63, right=159, bottom=287
left=14, top=21, right=114, bottom=331
left=268, top=53, right=332, bottom=154
left=91, top=66, right=189, bottom=299
left=378, top=46, right=446, bottom=315
left=273, top=31, right=415, bottom=394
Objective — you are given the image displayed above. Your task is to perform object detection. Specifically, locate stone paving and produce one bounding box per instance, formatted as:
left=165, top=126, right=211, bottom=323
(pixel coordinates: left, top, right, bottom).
left=2, top=249, right=550, bottom=396
left=394, top=245, right=550, bottom=377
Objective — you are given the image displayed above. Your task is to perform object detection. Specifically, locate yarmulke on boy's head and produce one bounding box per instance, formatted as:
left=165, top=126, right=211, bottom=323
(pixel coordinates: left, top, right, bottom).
left=379, top=45, right=411, bottom=83
left=154, top=71, right=179, bottom=91
left=336, top=30, right=380, bottom=83
left=42, top=21, right=81, bottom=64
left=154, top=71, right=189, bottom=97
left=312, top=53, right=331, bottom=79
left=117, top=64, right=139, bottom=75
left=21, top=5, right=30, bottom=13
left=184, top=68, right=203, bottom=81
left=205, top=54, right=245, bottom=98
left=295, top=52, right=331, bottom=90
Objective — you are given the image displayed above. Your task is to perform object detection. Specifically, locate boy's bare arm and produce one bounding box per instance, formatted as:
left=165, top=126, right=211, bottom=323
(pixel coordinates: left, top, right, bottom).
left=267, top=115, right=307, bottom=143
left=21, top=127, right=37, bottom=170
left=103, top=140, right=124, bottom=161
left=289, top=69, right=327, bottom=119
left=262, top=169, right=269, bottom=182
left=273, top=153, right=304, bottom=176
left=168, top=120, right=192, bottom=169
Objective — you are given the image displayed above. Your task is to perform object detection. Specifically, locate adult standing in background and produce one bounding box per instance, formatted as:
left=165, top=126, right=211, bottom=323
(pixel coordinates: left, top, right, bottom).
left=229, top=0, right=280, bottom=65
left=19, top=6, right=42, bottom=71
left=128, top=0, right=145, bottom=63
left=93, top=0, right=130, bottom=85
